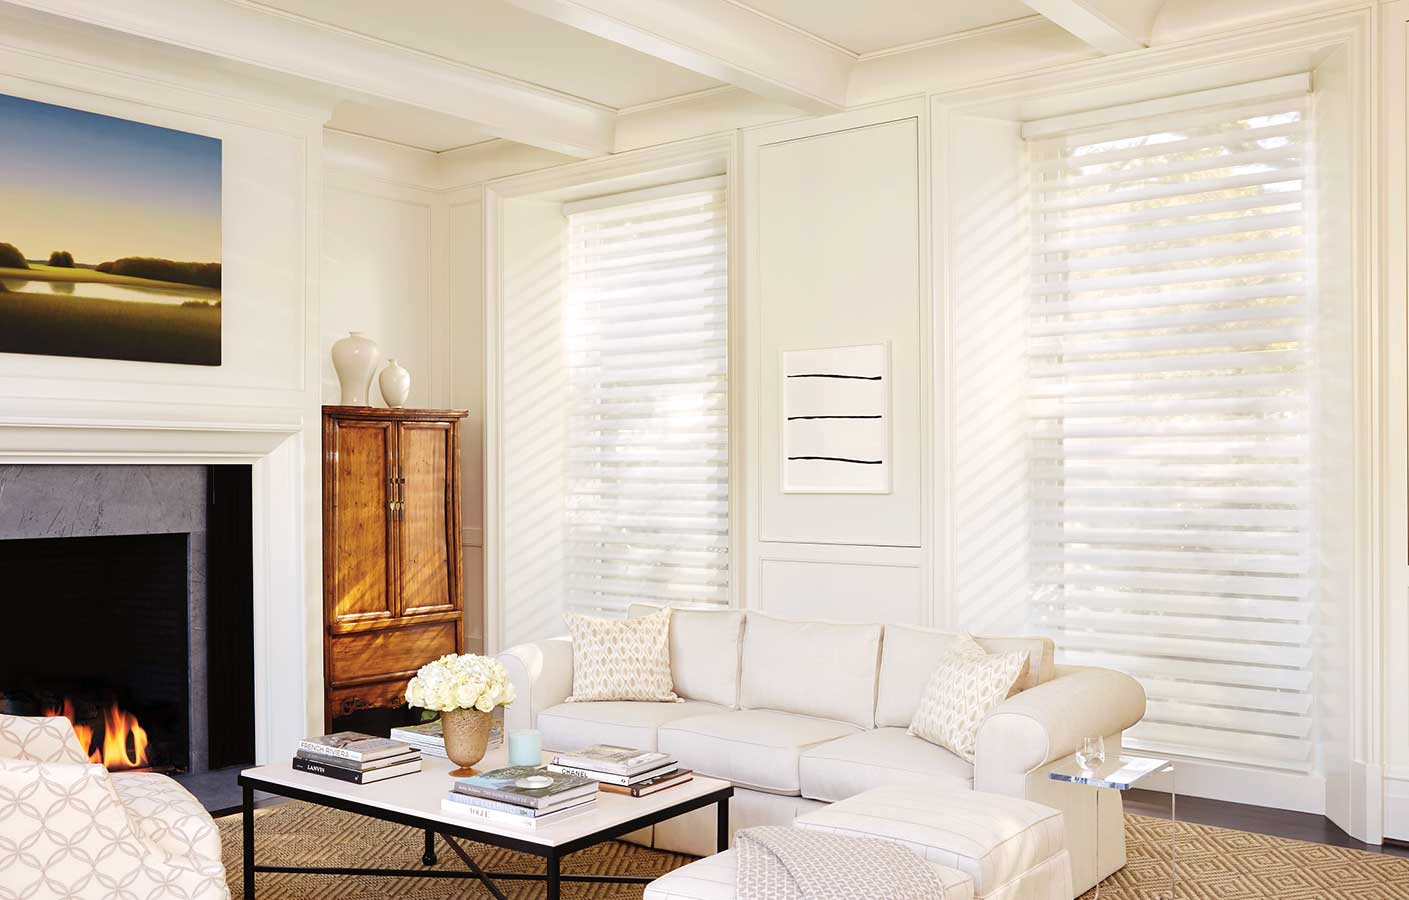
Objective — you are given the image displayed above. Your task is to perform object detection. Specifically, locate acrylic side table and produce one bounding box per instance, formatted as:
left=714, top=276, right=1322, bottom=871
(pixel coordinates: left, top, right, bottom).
left=1047, top=754, right=1174, bottom=899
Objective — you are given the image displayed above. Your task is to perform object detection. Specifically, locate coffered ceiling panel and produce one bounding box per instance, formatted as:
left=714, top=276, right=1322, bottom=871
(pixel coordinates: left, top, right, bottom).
left=251, top=0, right=721, bottom=109
left=735, top=0, right=1035, bottom=55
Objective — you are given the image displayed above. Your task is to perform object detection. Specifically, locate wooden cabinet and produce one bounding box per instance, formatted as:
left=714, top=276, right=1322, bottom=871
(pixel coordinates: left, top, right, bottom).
left=322, top=406, right=468, bottom=727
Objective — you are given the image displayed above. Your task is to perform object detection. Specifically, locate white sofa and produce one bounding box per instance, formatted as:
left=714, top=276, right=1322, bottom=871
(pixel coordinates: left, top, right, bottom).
left=498, top=607, right=1145, bottom=898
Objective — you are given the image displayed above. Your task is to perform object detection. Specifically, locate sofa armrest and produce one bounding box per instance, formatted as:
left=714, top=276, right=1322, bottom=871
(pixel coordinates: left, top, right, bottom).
left=972, top=665, right=1145, bottom=796
left=496, top=637, right=574, bottom=733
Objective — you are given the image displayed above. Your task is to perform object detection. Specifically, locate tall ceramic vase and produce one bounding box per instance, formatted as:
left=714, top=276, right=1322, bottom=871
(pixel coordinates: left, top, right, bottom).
left=332, top=332, right=380, bottom=406
left=441, top=707, right=492, bottom=776
left=379, top=359, right=412, bottom=408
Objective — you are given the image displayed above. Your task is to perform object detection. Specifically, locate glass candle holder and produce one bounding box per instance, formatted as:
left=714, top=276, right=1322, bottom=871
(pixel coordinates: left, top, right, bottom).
left=507, top=728, right=542, bottom=767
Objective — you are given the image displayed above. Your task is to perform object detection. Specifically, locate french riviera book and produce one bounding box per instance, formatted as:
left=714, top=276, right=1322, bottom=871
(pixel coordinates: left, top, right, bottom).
left=439, top=794, right=596, bottom=830
left=297, top=732, right=411, bottom=763
left=453, top=766, right=596, bottom=810
left=292, top=756, right=422, bottom=784
left=551, top=745, right=673, bottom=776
left=294, top=748, right=420, bottom=772
left=598, top=769, right=694, bottom=797
left=546, top=761, right=677, bottom=787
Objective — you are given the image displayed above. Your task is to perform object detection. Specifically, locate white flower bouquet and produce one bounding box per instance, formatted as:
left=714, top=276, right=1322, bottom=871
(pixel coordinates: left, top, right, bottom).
left=405, top=653, right=516, bottom=713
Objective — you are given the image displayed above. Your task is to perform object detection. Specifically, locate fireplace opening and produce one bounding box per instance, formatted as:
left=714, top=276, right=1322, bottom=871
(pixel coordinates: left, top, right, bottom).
left=0, top=463, right=254, bottom=810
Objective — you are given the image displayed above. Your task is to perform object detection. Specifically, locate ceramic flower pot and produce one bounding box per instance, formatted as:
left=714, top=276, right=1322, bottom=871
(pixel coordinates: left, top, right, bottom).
left=379, top=358, right=412, bottom=408
left=331, top=331, right=380, bottom=406
left=441, top=707, right=492, bottom=776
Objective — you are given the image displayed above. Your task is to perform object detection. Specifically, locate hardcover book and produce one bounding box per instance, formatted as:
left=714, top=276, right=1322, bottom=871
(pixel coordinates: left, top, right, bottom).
left=453, top=766, right=596, bottom=809
left=439, top=795, right=596, bottom=829
left=291, top=756, right=422, bottom=784
left=599, top=769, right=694, bottom=797
left=294, top=748, right=420, bottom=772
left=297, top=732, right=412, bottom=763
left=551, top=745, right=673, bottom=776
left=546, top=761, right=677, bottom=787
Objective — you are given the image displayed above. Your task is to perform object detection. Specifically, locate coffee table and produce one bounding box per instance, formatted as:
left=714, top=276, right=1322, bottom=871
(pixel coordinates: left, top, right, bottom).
left=238, top=748, right=732, bottom=900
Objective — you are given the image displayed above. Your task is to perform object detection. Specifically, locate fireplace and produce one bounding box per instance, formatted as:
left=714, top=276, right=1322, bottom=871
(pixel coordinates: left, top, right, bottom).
left=0, top=464, right=254, bottom=807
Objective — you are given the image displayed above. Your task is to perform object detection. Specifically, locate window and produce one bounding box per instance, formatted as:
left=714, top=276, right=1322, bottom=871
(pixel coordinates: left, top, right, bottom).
left=1027, top=90, right=1314, bottom=771
left=562, top=179, right=729, bottom=615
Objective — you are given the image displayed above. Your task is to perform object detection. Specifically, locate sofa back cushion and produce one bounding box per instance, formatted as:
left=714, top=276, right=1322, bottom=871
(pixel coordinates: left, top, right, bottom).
left=876, top=625, right=1055, bottom=728
left=739, top=613, right=883, bottom=729
left=628, top=603, right=745, bottom=708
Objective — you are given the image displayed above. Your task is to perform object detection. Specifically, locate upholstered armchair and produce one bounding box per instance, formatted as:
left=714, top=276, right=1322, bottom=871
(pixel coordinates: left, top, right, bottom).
left=0, top=714, right=228, bottom=900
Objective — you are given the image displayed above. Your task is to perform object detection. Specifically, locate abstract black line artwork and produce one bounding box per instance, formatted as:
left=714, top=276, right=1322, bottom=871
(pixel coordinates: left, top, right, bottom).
left=782, top=343, right=890, bottom=493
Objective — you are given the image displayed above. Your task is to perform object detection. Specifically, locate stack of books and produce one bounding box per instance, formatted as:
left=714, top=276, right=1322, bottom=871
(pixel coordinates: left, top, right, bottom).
left=294, top=732, right=422, bottom=784
left=390, top=709, right=503, bottom=760
left=548, top=744, right=693, bottom=797
left=441, top=766, right=597, bottom=829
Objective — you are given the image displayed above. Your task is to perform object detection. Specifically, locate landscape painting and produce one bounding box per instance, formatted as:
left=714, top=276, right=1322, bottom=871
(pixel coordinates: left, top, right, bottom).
left=0, top=92, right=222, bottom=366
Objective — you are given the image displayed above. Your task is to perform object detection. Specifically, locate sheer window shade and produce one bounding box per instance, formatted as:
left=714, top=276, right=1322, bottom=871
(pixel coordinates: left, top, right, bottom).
left=1027, top=91, right=1315, bottom=771
left=564, top=181, right=729, bottom=615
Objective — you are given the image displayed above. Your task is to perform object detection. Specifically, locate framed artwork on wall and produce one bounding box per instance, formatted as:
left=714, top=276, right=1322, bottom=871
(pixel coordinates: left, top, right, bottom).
left=781, top=342, right=891, bottom=494
left=0, top=91, right=222, bottom=366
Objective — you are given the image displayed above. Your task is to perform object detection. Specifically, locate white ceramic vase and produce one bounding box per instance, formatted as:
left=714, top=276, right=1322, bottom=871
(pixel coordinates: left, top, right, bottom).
left=332, top=332, right=380, bottom=406
left=379, top=359, right=412, bottom=408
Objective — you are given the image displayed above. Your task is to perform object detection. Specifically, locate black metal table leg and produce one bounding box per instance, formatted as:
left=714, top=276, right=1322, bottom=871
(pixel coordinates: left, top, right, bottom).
left=717, top=796, right=730, bottom=852
left=242, top=784, right=255, bottom=900
left=547, top=854, right=561, bottom=900
left=422, top=829, right=437, bottom=866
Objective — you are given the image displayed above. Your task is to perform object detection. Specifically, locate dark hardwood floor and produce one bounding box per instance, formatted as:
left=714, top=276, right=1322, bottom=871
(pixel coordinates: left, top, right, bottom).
left=1125, top=788, right=1409, bottom=858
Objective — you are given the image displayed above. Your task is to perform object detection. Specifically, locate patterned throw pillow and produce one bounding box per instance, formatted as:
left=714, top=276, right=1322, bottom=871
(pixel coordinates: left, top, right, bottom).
left=907, top=633, right=1030, bottom=762
left=566, top=607, right=681, bottom=702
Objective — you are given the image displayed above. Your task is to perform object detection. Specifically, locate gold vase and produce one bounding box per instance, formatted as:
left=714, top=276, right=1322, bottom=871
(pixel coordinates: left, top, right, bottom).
left=442, top=707, right=492, bottom=776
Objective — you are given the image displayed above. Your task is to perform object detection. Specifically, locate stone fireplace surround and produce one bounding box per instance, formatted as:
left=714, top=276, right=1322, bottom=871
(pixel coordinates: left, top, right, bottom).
left=0, top=420, right=312, bottom=771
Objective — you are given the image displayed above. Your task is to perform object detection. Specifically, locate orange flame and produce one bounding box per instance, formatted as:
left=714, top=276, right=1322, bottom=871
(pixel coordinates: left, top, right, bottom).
left=42, top=698, right=150, bottom=770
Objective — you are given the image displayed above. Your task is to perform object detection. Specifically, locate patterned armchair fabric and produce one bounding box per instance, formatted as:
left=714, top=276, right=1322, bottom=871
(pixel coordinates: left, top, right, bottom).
left=0, top=715, right=229, bottom=900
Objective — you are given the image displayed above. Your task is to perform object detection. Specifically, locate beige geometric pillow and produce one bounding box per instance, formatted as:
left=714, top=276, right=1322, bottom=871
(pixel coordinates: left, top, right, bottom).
left=566, top=607, right=680, bottom=702
left=907, top=633, right=1029, bottom=762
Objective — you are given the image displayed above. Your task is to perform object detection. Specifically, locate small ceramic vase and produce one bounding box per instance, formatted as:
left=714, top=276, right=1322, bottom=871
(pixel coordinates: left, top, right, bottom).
left=441, top=707, right=492, bottom=776
left=379, top=359, right=412, bottom=408
left=331, top=332, right=380, bottom=406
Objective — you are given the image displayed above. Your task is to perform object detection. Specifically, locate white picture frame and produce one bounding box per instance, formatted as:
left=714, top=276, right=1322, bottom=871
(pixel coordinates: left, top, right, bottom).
left=781, top=342, right=891, bottom=494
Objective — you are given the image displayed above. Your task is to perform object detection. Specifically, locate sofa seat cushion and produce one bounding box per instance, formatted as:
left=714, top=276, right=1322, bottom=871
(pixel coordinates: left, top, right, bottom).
left=657, top=709, right=861, bottom=796
left=110, top=771, right=222, bottom=865
left=643, top=847, right=975, bottom=900
left=795, top=785, right=1068, bottom=898
left=798, top=727, right=973, bottom=803
left=538, top=700, right=727, bottom=753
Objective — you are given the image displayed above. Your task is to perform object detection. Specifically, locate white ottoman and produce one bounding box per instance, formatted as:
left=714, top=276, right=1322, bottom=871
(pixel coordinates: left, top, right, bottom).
left=644, top=848, right=975, bottom=900
left=795, top=786, right=1072, bottom=900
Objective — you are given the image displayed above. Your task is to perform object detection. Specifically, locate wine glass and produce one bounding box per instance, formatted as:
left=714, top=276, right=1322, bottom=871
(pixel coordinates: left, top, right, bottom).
left=1075, top=736, right=1106, bottom=772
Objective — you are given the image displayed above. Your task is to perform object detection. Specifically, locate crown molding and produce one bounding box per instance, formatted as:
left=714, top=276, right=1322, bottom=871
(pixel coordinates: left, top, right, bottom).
left=6, top=0, right=615, bottom=157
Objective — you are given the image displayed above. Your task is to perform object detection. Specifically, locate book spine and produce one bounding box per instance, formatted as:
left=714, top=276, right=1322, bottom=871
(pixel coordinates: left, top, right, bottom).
left=297, top=741, right=362, bottom=762
left=442, top=793, right=539, bottom=817
left=440, top=798, right=545, bottom=828
left=452, top=784, right=551, bottom=808
left=546, top=764, right=633, bottom=786
left=293, top=757, right=368, bottom=783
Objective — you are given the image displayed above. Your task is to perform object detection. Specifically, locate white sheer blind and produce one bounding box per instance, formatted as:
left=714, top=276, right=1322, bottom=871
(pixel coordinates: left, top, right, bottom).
left=1027, top=91, right=1315, bottom=771
left=563, top=181, right=729, bottom=614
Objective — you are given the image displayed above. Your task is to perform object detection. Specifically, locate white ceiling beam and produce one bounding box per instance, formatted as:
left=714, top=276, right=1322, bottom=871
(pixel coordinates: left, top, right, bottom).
left=1022, top=0, right=1162, bottom=54
left=5, top=0, right=614, bottom=157
left=503, top=0, right=852, bottom=115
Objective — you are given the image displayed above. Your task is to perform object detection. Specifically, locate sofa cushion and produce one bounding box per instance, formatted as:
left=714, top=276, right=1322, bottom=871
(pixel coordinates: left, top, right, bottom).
left=876, top=624, right=1055, bottom=728
left=739, top=614, right=882, bottom=729
left=658, top=709, right=861, bottom=796
left=566, top=607, right=680, bottom=702
left=538, top=700, right=727, bottom=753
left=643, top=848, right=975, bottom=900
left=798, top=727, right=973, bottom=803
left=629, top=603, right=745, bottom=708
left=795, top=785, right=1069, bottom=898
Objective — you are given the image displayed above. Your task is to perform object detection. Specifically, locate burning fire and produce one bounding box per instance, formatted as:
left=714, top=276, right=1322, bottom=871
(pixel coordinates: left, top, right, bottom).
left=43, top=698, right=150, bottom=771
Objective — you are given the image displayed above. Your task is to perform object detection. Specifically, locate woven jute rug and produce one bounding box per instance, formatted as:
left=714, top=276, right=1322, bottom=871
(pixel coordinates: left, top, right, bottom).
left=218, top=801, right=1409, bottom=899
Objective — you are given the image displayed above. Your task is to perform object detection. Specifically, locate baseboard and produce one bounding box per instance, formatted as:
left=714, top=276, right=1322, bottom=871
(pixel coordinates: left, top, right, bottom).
left=1118, top=752, right=1326, bottom=816
left=1385, top=770, right=1409, bottom=841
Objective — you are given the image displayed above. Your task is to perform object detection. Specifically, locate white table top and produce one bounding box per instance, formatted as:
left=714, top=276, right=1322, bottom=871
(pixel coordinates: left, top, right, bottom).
left=1046, top=754, right=1170, bottom=790
left=240, top=747, right=730, bottom=849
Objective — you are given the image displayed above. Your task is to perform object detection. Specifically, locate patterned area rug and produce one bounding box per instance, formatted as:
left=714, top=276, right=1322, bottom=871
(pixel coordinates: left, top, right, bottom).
left=218, top=801, right=1409, bottom=899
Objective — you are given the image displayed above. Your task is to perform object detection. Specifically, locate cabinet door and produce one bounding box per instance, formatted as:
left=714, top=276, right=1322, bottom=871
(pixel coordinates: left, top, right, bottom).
left=326, top=418, right=397, bottom=630
left=396, top=420, right=460, bottom=617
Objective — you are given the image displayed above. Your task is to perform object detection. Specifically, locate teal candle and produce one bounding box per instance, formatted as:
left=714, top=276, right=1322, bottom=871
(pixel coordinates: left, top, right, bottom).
left=508, top=729, right=542, bottom=767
